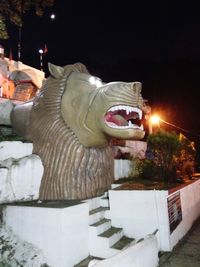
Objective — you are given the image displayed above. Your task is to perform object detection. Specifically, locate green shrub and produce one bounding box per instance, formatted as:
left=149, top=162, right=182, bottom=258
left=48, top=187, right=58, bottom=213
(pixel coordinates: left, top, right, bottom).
left=136, top=159, right=159, bottom=180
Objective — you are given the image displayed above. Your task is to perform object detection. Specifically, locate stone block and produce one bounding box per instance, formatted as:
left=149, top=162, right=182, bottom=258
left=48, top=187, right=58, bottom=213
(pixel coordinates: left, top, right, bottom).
left=0, top=141, right=33, bottom=161
left=0, top=155, right=43, bottom=203
left=0, top=99, right=14, bottom=125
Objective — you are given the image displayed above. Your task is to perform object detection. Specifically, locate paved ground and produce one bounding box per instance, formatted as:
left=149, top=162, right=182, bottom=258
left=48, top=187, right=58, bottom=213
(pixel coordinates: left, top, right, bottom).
left=159, top=217, right=200, bottom=267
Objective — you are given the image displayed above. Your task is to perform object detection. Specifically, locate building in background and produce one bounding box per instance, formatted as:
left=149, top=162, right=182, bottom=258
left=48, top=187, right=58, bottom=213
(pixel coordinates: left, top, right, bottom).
left=0, top=45, right=45, bottom=101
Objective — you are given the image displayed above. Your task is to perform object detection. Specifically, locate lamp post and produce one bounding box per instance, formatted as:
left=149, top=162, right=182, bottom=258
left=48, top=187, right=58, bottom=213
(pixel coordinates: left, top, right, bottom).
left=149, top=114, right=194, bottom=136
left=149, top=115, right=160, bottom=134
left=18, top=26, right=22, bottom=62
left=38, top=49, right=44, bottom=71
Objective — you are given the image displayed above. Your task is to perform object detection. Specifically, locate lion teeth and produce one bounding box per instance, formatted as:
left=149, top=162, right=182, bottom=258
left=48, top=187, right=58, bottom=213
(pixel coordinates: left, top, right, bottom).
left=107, top=123, right=144, bottom=130
left=108, top=105, right=142, bottom=119
left=109, top=124, right=144, bottom=131
left=140, top=124, right=144, bottom=130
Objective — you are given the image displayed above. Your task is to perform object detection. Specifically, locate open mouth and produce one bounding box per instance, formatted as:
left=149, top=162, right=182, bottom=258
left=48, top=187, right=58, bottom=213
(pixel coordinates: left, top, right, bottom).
left=104, top=105, right=143, bottom=129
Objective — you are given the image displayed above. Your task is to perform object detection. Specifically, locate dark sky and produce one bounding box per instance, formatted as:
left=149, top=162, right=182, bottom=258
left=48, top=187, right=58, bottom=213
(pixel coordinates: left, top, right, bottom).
left=1, top=0, right=200, bottom=146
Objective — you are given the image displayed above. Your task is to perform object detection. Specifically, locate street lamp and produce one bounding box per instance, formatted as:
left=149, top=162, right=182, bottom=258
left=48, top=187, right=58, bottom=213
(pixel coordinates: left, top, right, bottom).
left=149, top=114, right=161, bottom=133
left=149, top=114, right=193, bottom=136
left=50, top=13, right=56, bottom=20
left=150, top=115, right=160, bottom=126
left=38, top=49, right=44, bottom=71
left=18, top=26, right=22, bottom=62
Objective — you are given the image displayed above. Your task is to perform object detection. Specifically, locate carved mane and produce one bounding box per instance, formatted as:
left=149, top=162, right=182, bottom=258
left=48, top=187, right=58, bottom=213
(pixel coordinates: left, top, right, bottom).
left=27, top=63, right=114, bottom=200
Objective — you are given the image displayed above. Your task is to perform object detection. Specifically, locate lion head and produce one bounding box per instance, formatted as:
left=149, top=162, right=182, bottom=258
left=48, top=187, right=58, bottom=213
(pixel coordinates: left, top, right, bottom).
left=12, top=62, right=146, bottom=200
left=60, top=70, right=145, bottom=148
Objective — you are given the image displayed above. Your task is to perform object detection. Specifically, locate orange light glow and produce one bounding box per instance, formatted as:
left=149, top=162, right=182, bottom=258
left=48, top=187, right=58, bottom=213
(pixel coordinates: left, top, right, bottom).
left=150, top=115, right=160, bottom=125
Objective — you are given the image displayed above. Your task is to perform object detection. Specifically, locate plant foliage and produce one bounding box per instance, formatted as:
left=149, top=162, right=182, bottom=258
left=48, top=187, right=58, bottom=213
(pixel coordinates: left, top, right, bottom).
left=0, top=17, right=9, bottom=39
left=138, top=130, right=196, bottom=182
left=0, top=0, right=55, bottom=38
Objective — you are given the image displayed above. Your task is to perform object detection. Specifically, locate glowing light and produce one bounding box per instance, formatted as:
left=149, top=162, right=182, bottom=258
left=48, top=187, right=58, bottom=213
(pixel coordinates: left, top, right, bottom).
left=50, top=13, right=56, bottom=20
left=150, top=115, right=160, bottom=125
left=39, top=49, right=43, bottom=54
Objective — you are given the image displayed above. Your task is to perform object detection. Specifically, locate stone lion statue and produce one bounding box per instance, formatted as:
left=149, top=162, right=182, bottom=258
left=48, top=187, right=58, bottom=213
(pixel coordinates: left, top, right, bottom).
left=11, top=62, right=146, bottom=200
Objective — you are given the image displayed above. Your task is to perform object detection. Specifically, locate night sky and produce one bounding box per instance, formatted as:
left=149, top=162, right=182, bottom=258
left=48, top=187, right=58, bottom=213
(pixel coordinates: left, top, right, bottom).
left=1, top=0, right=200, bottom=150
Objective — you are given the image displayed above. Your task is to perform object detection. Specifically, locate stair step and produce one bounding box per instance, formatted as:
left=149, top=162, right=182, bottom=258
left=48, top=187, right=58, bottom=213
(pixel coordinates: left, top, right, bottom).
left=90, top=218, right=110, bottom=227
left=89, top=218, right=111, bottom=235
left=98, top=226, right=123, bottom=238
left=89, top=206, right=110, bottom=225
left=89, top=207, right=110, bottom=225
left=74, top=256, right=103, bottom=267
left=137, top=238, right=144, bottom=243
left=89, top=207, right=109, bottom=215
left=111, top=236, right=135, bottom=250
left=89, top=226, right=124, bottom=258
left=100, top=197, right=109, bottom=207
left=101, top=196, right=109, bottom=200
left=83, top=195, right=108, bottom=210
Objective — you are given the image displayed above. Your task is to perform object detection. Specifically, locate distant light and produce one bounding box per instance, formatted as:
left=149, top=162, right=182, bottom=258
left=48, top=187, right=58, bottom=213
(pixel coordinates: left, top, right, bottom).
left=50, top=13, right=56, bottom=20
left=39, top=49, right=43, bottom=54
left=89, top=76, right=102, bottom=87
left=150, top=115, right=160, bottom=125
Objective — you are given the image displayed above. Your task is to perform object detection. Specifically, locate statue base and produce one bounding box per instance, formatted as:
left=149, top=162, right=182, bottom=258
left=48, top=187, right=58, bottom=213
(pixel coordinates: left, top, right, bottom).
left=3, top=200, right=89, bottom=267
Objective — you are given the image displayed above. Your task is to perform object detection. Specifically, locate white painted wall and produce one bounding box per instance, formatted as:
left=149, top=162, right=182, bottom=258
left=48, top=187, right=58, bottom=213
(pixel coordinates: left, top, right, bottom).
left=170, top=180, right=200, bottom=248
left=121, top=140, right=147, bottom=159
left=3, top=202, right=89, bottom=267
left=114, top=160, right=132, bottom=180
left=0, top=141, right=43, bottom=203
left=109, top=179, right=200, bottom=252
left=0, top=224, right=47, bottom=267
left=88, top=234, right=159, bottom=267
left=0, top=141, right=33, bottom=161
left=0, top=155, right=43, bottom=203
left=109, top=190, right=169, bottom=251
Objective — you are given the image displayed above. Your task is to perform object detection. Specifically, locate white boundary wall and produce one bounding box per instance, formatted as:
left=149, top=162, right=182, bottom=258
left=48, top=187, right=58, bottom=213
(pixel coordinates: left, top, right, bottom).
left=3, top=202, right=89, bottom=267
left=114, top=160, right=132, bottom=180
left=109, top=178, right=200, bottom=251
left=0, top=141, right=43, bottom=203
left=88, top=235, right=158, bottom=267
left=170, top=179, right=200, bottom=248
left=0, top=141, right=33, bottom=160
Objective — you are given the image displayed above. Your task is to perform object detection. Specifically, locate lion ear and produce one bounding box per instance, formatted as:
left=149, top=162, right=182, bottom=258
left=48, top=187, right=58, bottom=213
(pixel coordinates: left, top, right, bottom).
left=48, top=63, right=64, bottom=78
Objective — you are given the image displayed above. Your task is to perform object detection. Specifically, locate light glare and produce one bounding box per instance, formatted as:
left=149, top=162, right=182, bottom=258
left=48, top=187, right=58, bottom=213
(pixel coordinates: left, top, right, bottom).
left=89, top=76, right=102, bottom=87
left=150, top=115, right=160, bottom=125
left=95, top=80, right=102, bottom=87
left=50, top=13, right=55, bottom=20
left=89, top=76, right=96, bottom=84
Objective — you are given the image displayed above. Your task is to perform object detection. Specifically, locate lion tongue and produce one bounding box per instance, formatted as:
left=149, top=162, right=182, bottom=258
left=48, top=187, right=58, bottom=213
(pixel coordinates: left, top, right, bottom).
left=105, top=114, right=127, bottom=126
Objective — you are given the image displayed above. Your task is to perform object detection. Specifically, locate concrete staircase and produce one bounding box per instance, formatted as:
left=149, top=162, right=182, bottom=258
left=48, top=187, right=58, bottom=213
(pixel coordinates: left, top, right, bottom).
left=75, top=192, right=135, bottom=266
left=74, top=256, right=103, bottom=267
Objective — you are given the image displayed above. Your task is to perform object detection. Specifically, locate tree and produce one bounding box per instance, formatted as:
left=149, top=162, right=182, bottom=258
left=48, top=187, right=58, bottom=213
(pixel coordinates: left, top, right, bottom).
left=0, top=16, right=9, bottom=39
left=145, top=130, right=181, bottom=182
left=176, top=133, right=196, bottom=179
left=0, top=0, right=55, bottom=39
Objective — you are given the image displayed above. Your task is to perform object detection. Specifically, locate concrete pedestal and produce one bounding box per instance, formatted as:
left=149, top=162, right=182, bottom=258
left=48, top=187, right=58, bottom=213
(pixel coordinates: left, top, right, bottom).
left=3, top=201, right=89, bottom=267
